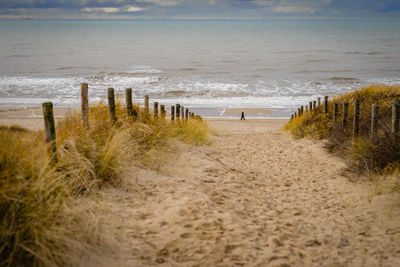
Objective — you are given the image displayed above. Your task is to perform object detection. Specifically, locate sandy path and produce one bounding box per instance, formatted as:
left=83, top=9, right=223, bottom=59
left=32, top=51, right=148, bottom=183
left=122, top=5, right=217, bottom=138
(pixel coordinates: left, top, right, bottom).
left=83, top=119, right=400, bottom=266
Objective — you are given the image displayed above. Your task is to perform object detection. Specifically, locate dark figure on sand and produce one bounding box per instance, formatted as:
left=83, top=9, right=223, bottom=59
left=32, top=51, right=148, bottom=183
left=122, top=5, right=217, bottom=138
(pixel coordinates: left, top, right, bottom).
left=241, top=112, right=245, bottom=120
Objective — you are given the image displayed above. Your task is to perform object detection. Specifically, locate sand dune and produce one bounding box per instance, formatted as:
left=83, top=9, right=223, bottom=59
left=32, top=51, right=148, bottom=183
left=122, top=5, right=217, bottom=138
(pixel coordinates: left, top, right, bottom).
left=78, top=119, right=400, bottom=266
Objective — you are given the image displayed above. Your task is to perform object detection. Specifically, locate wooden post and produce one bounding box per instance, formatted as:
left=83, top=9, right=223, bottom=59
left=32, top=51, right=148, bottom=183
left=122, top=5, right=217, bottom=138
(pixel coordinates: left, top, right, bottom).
left=126, top=88, right=133, bottom=117
left=144, top=95, right=149, bottom=117
left=342, top=101, right=349, bottom=126
left=313, top=101, right=316, bottom=110
left=295, top=112, right=297, bottom=118
left=42, top=102, right=57, bottom=161
left=81, top=83, right=89, bottom=129
left=371, top=104, right=379, bottom=138
left=317, top=97, right=321, bottom=108
left=301, top=106, right=304, bottom=116
left=185, top=108, right=189, bottom=121
left=392, top=100, right=400, bottom=134
left=154, top=102, right=159, bottom=119
left=181, top=106, right=185, bottom=120
left=309, top=101, right=313, bottom=111
left=171, top=106, right=175, bottom=121
left=324, top=96, right=329, bottom=114
left=353, top=99, right=360, bottom=137
left=298, top=108, right=301, bottom=117
left=108, top=88, right=117, bottom=123
left=160, top=105, right=165, bottom=118
left=333, top=102, right=338, bottom=122
left=176, top=104, right=180, bottom=120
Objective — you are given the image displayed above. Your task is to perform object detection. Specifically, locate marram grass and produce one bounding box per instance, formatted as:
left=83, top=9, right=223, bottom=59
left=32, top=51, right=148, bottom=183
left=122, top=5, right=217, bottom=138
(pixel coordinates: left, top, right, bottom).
left=0, top=101, right=210, bottom=266
left=285, top=84, right=400, bottom=189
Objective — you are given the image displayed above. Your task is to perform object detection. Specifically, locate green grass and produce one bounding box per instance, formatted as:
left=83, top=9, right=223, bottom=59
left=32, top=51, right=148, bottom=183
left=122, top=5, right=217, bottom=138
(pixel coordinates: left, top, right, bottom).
left=0, top=102, right=210, bottom=266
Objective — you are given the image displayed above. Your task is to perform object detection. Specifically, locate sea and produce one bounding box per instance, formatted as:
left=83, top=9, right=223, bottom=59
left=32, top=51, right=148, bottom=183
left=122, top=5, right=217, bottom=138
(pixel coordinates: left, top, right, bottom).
left=0, top=18, right=399, bottom=117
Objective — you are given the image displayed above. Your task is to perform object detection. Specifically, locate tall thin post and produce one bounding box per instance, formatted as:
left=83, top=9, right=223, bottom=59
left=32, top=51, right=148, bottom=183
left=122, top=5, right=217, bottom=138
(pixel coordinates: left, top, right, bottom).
left=176, top=104, right=180, bottom=120
left=317, top=97, right=321, bottom=108
left=108, top=88, right=117, bottom=124
left=313, top=101, right=316, bottom=110
left=342, top=101, right=349, bottom=126
left=309, top=101, right=313, bottom=111
left=324, top=96, right=329, bottom=114
left=81, top=83, right=89, bottom=129
left=298, top=108, right=301, bottom=117
left=185, top=108, right=189, bottom=121
left=154, top=102, right=159, bottom=119
left=392, top=100, right=400, bottom=134
left=42, top=102, right=57, bottom=161
left=160, top=105, right=165, bottom=118
left=371, top=104, right=379, bottom=138
left=353, top=99, right=360, bottom=137
left=333, top=102, right=338, bottom=122
left=301, top=106, right=304, bottom=116
left=171, top=106, right=175, bottom=121
left=144, top=95, right=149, bottom=117
left=181, top=106, right=185, bottom=120
left=126, top=88, right=133, bottom=117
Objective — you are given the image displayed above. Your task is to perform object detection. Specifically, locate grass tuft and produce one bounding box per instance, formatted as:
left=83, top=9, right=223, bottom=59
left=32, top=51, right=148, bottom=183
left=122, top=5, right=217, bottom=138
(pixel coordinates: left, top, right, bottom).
left=0, top=101, right=210, bottom=266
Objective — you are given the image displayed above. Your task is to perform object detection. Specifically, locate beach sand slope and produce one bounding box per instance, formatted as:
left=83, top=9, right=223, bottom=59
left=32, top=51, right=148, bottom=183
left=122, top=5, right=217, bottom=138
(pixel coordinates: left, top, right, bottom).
left=66, top=119, right=400, bottom=266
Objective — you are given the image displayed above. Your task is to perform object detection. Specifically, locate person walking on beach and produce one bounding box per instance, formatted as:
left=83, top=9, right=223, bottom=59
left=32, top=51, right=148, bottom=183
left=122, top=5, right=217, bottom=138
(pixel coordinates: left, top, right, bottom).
left=241, top=112, right=245, bottom=120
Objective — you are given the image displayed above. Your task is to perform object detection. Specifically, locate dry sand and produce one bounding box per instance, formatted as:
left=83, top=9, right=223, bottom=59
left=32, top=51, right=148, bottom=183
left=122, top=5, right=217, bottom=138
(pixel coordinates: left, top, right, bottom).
left=2, top=115, right=400, bottom=266
left=76, top=119, right=400, bottom=266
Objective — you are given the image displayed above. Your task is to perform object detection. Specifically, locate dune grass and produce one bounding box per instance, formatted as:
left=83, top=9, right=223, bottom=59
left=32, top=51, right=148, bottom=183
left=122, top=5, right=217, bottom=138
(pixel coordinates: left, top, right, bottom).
left=0, top=101, right=210, bottom=266
left=285, top=84, right=400, bottom=178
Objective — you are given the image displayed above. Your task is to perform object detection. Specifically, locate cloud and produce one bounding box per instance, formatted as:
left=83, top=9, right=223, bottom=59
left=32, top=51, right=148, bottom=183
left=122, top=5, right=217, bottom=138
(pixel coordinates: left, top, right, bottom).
left=273, top=6, right=316, bottom=14
left=81, top=7, right=120, bottom=13
left=136, top=0, right=185, bottom=7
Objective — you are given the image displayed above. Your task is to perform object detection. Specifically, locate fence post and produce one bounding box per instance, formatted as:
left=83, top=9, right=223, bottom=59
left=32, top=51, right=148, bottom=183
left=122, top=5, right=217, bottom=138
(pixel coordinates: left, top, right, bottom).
left=298, top=108, right=301, bottom=117
left=108, top=88, right=117, bottom=124
left=333, top=102, right=338, bottom=122
left=126, top=88, right=133, bottom=117
left=313, top=101, right=316, bottom=110
left=185, top=108, right=189, bottom=121
left=81, top=83, right=89, bottom=129
left=154, top=102, right=159, bottom=119
left=353, top=99, right=360, bottom=137
left=171, top=106, right=175, bottom=121
left=371, top=104, right=379, bottom=138
left=392, top=100, right=400, bottom=134
left=181, top=106, right=185, bottom=120
left=176, top=104, right=180, bottom=120
left=42, top=102, right=57, bottom=161
left=144, top=95, right=149, bottom=118
left=160, top=105, right=165, bottom=118
left=342, top=101, right=349, bottom=126
left=324, top=96, right=329, bottom=114
left=309, top=101, right=313, bottom=111
left=317, top=97, right=321, bottom=108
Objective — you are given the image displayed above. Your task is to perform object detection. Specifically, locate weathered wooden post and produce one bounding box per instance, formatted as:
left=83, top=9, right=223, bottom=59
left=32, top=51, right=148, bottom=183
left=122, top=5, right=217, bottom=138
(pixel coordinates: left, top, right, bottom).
left=324, top=96, right=329, bottom=114
left=298, top=108, right=301, bottom=117
left=353, top=99, right=360, bottom=137
left=171, top=106, right=175, bottom=121
left=333, top=102, right=338, bottom=122
left=371, top=104, right=379, bottom=138
left=176, top=104, right=180, bottom=120
left=81, top=83, right=89, bottom=129
left=295, top=112, right=297, bottom=118
left=301, top=106, right=304, bottom=116
left=342, top=101, right=349, bottom=126
left=317, top=97, right=321, bottom=108
left=313, top=101, right=316, bottom=110
left=144, top=95, right=149, bottom=117
left=181, top=106, right=185, bottom=120
left=160, top=105, right=165, bottom=118
left=392, top=100, right=400, bottom=134
left=185, top=108, right=189, bottom=121
left=42, top=102, right=57, bottom=161
left=309, top=101, right=313, bottom=111
left=126, top=88, right=133, bottom=117
left=154, top=102, right=159, bottom=119
left=108, top=88, right=117, bottom=123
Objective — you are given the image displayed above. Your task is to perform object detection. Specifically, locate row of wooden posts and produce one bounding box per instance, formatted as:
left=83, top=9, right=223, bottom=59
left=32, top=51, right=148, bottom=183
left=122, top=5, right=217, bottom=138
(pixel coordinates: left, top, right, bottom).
left=290, top=96, right=400, bottom=137
left=42, top=83, right=202, bottom=160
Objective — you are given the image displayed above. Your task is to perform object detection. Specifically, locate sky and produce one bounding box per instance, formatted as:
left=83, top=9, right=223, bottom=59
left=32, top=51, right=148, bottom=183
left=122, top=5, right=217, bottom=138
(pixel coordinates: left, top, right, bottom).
left=0, top=0, right=400, bottom=19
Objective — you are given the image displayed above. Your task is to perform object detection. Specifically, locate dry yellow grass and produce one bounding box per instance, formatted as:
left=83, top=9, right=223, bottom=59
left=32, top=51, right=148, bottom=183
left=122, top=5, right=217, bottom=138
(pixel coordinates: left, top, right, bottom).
left=0, top=101, right=210, bottom=266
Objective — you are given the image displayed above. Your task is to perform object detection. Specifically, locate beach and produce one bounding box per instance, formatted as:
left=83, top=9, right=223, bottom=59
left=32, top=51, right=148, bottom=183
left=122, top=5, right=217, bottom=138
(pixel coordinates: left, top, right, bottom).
left=3, top=114, right=400, bottom=266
